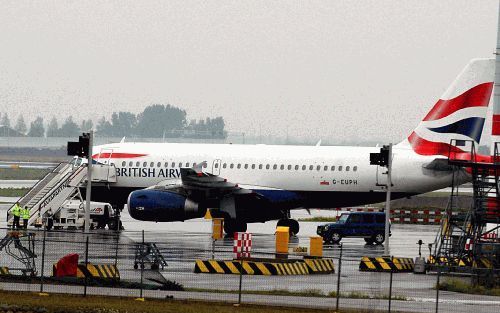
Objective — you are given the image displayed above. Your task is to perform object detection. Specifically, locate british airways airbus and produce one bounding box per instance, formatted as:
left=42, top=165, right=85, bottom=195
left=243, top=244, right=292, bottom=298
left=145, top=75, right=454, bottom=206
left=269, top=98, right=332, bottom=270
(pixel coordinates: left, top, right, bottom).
left=88, top=58, right=494, bottom=236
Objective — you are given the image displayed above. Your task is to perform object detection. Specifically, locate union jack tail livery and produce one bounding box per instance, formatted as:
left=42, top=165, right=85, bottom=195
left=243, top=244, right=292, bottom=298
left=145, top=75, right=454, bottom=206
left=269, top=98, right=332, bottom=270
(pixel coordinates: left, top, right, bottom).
left=403, top=58, right=494, bottom=156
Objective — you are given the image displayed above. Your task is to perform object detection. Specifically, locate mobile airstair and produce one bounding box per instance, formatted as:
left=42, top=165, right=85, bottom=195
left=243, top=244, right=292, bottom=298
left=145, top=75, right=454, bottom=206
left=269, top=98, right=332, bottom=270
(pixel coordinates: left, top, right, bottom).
left=6, top=161, right=117, bottom=228
left=432, top=140, right=500, bottom=269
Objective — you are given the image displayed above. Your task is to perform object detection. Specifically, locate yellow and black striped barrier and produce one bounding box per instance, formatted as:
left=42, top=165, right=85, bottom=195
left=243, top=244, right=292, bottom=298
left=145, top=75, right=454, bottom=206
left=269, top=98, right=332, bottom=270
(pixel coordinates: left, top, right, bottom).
left=359, top=257, right=414, bottom=272
left=304, top=258, right=335, bottom=274
left=0, top=267, right=10, bottom=275
left=53, top=263, right=120, bottom=281
left=194, top=259, right=334, bottom=275
left=428, top=256, right=494, bottom=269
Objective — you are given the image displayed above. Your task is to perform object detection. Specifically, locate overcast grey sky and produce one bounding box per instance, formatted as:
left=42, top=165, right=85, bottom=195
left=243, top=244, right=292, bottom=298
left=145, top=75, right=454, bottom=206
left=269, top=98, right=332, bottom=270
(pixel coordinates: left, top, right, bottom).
left=0, top=1, right=498, bottom=143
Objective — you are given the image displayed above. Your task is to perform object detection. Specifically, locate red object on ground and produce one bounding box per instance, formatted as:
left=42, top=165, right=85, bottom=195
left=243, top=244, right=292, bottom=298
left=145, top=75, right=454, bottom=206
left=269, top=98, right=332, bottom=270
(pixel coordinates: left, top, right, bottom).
left=55, top=253, right=79, bottom=277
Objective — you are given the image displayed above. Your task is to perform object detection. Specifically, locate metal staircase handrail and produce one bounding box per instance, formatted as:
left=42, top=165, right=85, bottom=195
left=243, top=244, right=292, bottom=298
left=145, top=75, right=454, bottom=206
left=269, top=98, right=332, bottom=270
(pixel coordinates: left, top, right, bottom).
left=28, top=165, right=87, bottom=221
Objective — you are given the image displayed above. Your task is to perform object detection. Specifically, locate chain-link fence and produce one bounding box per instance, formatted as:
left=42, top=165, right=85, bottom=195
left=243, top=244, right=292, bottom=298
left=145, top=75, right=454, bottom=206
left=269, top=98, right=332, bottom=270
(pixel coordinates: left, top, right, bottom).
left=0, top=227, right=498, bottom=313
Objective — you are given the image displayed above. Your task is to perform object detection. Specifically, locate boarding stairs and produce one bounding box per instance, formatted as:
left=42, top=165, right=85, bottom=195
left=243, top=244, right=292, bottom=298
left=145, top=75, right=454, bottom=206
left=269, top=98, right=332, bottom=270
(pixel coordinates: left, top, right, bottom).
left=7, top=161, right=117, bottom=227
left=134, top=243, right=168, bottom=270
left=433, top=140, right=500, bottom=268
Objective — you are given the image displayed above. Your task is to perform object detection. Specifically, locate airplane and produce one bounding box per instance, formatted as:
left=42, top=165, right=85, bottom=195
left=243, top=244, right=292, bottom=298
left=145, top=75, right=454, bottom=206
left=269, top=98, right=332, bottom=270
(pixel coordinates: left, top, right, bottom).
left=87, top=58, right=494, bottom=236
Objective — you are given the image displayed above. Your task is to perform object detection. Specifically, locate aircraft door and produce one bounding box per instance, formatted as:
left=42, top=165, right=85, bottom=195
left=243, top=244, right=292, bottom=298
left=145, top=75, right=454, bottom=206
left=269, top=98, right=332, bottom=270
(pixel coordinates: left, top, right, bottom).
left=96, top=149, right=114, bottom=182
left=376, top=165, right=386, bottom=188
left=212, top=159, right=222, bottom=175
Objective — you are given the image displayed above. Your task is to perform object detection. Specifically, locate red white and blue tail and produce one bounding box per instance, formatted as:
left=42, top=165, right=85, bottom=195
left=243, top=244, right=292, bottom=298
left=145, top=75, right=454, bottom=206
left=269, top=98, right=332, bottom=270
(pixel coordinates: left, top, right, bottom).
left=401, top=58, right=494, bottom=156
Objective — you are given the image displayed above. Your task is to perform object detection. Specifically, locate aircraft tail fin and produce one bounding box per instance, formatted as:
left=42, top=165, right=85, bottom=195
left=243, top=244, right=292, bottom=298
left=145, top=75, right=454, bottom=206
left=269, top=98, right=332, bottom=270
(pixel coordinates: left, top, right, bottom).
left=399, top=58, right=494, bottom=156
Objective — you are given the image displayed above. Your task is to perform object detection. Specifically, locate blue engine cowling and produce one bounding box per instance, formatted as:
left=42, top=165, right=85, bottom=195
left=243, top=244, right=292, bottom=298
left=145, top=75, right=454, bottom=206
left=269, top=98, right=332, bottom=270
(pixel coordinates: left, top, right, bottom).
left=127, top=189, right=202, bottom=222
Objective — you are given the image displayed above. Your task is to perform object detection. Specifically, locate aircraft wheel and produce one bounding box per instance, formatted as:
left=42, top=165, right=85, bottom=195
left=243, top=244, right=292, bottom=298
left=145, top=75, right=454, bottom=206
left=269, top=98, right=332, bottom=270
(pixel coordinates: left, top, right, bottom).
left=224, top=219, right=247, bottom=235
left=276, top=219, right=300, bottom=235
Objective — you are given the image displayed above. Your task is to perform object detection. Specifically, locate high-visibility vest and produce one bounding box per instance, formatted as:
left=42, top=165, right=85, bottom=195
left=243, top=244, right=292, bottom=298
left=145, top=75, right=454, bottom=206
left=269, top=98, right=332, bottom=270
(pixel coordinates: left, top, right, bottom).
left=21, top=208, right=30, bottom=219
left=11, top=204, right=21, bottom=217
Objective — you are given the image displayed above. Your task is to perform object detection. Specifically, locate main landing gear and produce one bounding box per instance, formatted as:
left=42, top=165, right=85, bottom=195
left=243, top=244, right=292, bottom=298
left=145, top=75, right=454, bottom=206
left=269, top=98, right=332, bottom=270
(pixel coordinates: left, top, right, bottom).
left=276, top=218, right=300, bottom=235
left=224, top=219, right=247, bottom=235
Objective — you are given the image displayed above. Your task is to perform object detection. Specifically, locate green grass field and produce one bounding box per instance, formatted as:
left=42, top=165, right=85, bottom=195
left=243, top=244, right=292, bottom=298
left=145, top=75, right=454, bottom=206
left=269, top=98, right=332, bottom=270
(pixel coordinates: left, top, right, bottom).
left=0, top=188, right=30, bottom=197
left=0, top=168, right=50, bottom=180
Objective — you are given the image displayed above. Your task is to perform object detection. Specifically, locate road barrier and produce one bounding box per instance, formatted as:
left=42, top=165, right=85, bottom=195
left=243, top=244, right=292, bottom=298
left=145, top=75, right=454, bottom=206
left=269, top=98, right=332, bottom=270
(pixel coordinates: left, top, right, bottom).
left=330, top=207, right=460, bottom=225
left=194, top=258, right=335, bottom=275
left=428, top=256, right=494, bottom=269
left=53, top=263, right=120, bottom=281
left=359, top=256, right=414, bottom=272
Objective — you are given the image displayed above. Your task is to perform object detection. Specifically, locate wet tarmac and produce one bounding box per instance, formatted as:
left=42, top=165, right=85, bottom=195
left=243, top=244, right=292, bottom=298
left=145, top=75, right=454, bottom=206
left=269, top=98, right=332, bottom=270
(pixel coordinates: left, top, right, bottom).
left=0, top=206, right=498, bottom=313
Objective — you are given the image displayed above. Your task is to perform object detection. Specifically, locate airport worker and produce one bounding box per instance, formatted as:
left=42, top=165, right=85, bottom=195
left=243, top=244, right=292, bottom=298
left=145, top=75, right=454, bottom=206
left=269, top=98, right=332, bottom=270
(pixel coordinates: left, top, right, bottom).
left=11, top=201, right=21, bottom=229
left=22, top=206, right=30, bottom=229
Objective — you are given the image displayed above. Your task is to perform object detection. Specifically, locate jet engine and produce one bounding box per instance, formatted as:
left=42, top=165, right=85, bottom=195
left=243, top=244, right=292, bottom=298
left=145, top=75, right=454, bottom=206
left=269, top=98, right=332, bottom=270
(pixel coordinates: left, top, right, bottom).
left=127, top=189, right=202, bottom=222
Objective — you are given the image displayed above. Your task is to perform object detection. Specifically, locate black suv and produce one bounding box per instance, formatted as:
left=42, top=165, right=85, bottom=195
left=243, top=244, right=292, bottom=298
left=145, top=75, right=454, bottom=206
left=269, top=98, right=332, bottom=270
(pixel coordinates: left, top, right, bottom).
left=316, top=212, right=389, bottom=244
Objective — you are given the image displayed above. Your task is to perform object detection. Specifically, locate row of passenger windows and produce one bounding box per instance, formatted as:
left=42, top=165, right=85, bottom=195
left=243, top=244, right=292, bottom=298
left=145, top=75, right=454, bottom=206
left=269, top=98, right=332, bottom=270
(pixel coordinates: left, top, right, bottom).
left=121, top=161, right=357, bottom=172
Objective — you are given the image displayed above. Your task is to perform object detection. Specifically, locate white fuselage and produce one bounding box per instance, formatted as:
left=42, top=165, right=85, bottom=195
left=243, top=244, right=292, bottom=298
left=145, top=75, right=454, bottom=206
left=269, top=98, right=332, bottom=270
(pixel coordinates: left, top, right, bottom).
left=92, top=142, right=466, bottom=208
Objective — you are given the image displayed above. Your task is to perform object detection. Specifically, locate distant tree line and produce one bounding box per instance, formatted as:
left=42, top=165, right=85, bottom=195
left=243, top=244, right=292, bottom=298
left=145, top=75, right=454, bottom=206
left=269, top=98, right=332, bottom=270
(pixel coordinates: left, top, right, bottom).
left=0, top=104, right=227, bottom=139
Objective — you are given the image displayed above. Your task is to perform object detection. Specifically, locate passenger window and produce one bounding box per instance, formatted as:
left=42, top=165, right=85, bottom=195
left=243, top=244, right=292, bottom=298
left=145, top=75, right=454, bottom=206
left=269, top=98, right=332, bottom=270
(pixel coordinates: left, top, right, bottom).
left=136, top=162, right=140, bottom=167
left=252, top=164, right=255, bottom=169
left=230, top=164, right=234, bottom=169
left=122, top=161, right=126, bottom=167
left=266, top=164, right=270, bottom=170
left=331, top=166, right=335, bottom=171
left=149, top=162, right=154, bottom=167
left=338, top=166, right=343, bottom=171
left=244, top=164, right=248, bottom=169
left=287, top=165, right=292, bottom=170
left=129, top=161, right=133, bottom=167
left=302, top=165, right=306, bottom=170
left=223, top=163, right=227, bottom=169
left=259, top=164, right=263, bottom=169
left=362, top=215, right=374, bottom=223
left=164, top=162, right=168, bottom=167
left=324, top=166, right=328, bottom=171
left=353, top=166, right=357, bottom=172
left=346, top=166, right=350, bottom=171
left=179, top=162, right=183, bottom=167
left=215, top=163, right=219, bottom=168
left=273, top=164, right=277, bottom=170
left=157, top=162, right=161, bottom=167
left=295, top=165, right=299, bottom=170
left=171, top=162, right=175, bottom=167
left=237, top=164, right=241, bottom=169
left=280, top=165, right=284, bottom=170
left=349, top=214, right=362, bottom=224
left=376, top=215, right=385, bottom=223
left=316, top=165, right=321, bottom=171
left=309, top=165, right=314, bottom=170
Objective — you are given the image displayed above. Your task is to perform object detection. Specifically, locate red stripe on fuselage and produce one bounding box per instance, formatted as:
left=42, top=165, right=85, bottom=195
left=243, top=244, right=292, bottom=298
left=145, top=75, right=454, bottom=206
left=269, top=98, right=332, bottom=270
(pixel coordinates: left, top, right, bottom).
left=422, top=82, right=493, bottom=121
left=91, top=153, right=148, bottom=159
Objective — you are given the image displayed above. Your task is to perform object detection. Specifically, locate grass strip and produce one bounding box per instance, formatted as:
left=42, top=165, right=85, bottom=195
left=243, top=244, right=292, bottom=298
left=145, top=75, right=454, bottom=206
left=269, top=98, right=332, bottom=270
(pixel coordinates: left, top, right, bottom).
left=0, top=290, right=387, bottom=313
left=186, top=288, right=407, bottom=301
left=0, top=188, right=30, bottom=197
left=436, top=278, right=500, bottom=296
left=0, top=168, right=50, bottom=180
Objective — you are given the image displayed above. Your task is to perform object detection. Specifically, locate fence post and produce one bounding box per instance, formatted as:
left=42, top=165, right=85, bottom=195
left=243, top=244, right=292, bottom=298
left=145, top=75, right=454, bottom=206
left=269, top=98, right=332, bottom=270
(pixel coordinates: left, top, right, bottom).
left=84, top=236, right=89, bottom=297
left=114, top=234, right=119, bottom=278
left=139, top=230, right=145, bottom=299
left=238, top=258, right=243, bottom=304
left=39, top=229, right=47, bottom=294
left=388, top=256, right=393, bottom=313
left=336, top=243, right=343, bottom=311
left=435, top=266, right=440, bottom=313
